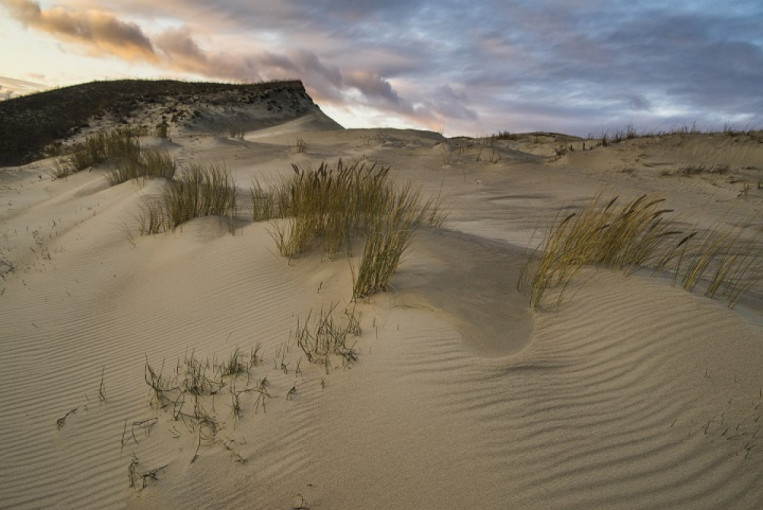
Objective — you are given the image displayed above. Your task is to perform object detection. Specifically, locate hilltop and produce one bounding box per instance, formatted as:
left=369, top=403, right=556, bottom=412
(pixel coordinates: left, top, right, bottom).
left=0, top=79, right=337, bottom=166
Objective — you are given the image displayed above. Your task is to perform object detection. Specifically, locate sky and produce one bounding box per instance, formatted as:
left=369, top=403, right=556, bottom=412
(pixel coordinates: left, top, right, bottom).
left=1, top=0, right=762, bottom=137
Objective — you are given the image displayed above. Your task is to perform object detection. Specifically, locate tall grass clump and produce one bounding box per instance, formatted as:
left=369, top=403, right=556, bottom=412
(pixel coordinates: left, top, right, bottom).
left=107, top=148, right=176, bottom=185
left=520, top=195, right=680, bottom=309
left=521, top=194, right=760, bottom=309
left=53, top=128, right=140, bottom=178
left=352, top=185, right=434, bottom=298
left=138, top=162, right=237, bottom=234
left=672, top=227, right=760, bottom=307
left=252, top=159, right=443, bottom=297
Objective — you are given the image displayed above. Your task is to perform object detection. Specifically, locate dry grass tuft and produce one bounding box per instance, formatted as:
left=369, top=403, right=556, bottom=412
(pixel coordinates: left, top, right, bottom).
left=107, top=148, right=176, bottom=185
left=138, top=162, right=237, bottom=234
left=52, top=128, right=141, bottom=178
left=673, top=227, right=760, bottom=307
left=520, top=194, right=760, bottom=309
left=252, top=159, right=444, bottom=297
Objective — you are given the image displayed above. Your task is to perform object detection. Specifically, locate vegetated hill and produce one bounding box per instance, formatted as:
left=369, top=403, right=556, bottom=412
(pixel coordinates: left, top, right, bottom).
left=0, top=79, right=330, bottom=167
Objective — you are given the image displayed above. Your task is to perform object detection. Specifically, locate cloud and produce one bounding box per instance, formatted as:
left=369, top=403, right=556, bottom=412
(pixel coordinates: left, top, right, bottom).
left=627, top=95, right=652, bottom=112
left=3, top=0, right=762, bottom=135
left=3, top=0, right=156, bottom=61
left=154, top=27, right=206, bottom=72
left=0, top=75, right=48, bottom=99
left=345, top=71, right=406, bottom=108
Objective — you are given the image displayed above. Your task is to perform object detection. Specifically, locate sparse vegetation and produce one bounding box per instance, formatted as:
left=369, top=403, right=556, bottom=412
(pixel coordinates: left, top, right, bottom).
left=588, top=125, right=763, bottom=148
left=492, top=130, right=521, bottom=141
left=128, top=455, right=163, bottom=491
left=292, top=303, right=361, bottom=372
left=228, top=125, right=247, bottom=140
left=519, top=194, right=760, bottom=309
left=133, top=301, right=362, bottom=472
left=142, top=348, right=272, bottom=464
left=676, top=164, right=730, bottom=176
left=137, top=162, right=237, bottom=234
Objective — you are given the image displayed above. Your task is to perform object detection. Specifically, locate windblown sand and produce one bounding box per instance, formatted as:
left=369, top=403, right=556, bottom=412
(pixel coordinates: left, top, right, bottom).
left=1, top=113, right=762, bottom=509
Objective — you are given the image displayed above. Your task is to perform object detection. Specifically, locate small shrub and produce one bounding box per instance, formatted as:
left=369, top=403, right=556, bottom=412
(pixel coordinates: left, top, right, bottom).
left=156, top=121, right=169, bottom=139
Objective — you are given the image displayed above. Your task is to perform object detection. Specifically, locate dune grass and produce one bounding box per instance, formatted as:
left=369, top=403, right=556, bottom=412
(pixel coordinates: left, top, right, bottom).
left=252, top=159, right=444, bottom=297
left=520, top=194, right=760, bottom=309
left=106, top=148, right=177, bottom=185
left=138, top=162, right=237, bottom=234
left=673, top=227, right=760, bottom=307
left=256, top=160, right=395, bottom=256
left=52, top=128, right=141, bottom=178
left=351, top=185, right=433, bottom=297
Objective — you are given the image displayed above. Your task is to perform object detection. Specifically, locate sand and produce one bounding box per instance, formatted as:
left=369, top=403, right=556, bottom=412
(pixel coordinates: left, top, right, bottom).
left=1, top=111, right=762, bottom=509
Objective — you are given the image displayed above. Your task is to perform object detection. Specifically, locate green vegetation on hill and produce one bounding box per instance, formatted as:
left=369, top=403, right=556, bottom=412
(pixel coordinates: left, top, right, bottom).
left=0, top=79, right=307, bottom=167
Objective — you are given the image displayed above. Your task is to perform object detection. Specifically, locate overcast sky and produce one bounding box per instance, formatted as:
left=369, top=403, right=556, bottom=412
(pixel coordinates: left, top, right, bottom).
left=1, top=0, right=762, bottom=136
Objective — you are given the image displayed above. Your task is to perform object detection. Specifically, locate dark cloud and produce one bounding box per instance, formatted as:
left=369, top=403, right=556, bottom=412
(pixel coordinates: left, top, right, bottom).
left=345, top=71, right=406, bottom=108
left=627, top=95, right=652, bottom=112
left=423, top=85, right=479, bottom=123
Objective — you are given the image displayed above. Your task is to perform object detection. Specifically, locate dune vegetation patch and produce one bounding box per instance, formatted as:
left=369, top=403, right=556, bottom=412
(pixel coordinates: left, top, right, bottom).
left=252, top=159, right=445, bottom=298
left=292, top=303, right=361, bottom=372
left=51, top=127, right=178, bottom=186
left=52, top=128, right=142, bottom=179
left=520, top=194, right=761, bottom=309
left=106, top=148, right=177, bottom=186
left=137, top=162, right=237, bottom=235
left=141, top=346, right=269, bottom=467
left=130, top=303, right=362, bottom=482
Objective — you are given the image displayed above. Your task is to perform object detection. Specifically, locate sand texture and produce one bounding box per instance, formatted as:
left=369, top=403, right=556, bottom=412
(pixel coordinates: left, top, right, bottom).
left=1, top=110, right=762, bottom=509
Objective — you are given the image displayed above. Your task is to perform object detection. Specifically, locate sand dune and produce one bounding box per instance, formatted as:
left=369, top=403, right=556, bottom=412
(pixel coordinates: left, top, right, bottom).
left=1, top=109, right=762, bottom=509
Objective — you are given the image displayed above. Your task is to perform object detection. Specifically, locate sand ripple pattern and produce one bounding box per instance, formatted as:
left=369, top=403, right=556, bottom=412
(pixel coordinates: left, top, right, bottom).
left=306, top=270, right=763, bottom=509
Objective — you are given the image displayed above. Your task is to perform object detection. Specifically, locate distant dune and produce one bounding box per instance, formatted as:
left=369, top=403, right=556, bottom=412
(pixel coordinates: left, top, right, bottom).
left=0, top=79, right=341, bottom=167
left=0, top=83, right=762, bottom=509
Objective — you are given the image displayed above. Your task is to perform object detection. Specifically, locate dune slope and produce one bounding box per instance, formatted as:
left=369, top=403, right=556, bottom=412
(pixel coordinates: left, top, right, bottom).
left=1, top=117, right=762, bottom=509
